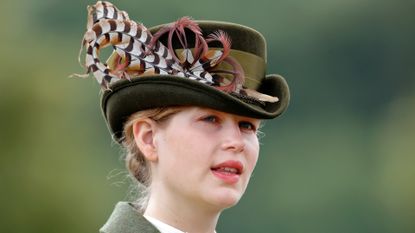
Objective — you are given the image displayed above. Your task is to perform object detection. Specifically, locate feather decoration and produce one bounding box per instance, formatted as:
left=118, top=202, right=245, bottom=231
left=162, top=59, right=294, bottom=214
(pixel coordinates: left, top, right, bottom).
left=72, top=1, right=278, bottom=103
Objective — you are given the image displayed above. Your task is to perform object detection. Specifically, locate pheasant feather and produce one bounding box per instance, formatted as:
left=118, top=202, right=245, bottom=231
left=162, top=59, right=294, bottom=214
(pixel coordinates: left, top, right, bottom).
left=73, top=1, right=278, bottom=103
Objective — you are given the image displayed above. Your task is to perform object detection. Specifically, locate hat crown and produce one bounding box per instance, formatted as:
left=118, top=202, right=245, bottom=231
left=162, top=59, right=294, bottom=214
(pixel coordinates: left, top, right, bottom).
left=149, top=20, right=268, bottom=90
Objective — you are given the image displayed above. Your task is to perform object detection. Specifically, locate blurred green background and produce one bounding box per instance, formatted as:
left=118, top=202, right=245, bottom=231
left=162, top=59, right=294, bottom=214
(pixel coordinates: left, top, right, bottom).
left=1, top=0, right=414, bottom=232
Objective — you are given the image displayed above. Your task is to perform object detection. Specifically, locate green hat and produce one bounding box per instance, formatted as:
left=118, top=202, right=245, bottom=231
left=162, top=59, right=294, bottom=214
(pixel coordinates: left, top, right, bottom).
left=75, top=1, right=290, bottom=142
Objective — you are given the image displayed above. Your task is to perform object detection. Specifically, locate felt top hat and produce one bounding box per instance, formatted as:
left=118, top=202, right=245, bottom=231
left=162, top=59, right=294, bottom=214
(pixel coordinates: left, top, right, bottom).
left=75, top=1, right=290, bottom=142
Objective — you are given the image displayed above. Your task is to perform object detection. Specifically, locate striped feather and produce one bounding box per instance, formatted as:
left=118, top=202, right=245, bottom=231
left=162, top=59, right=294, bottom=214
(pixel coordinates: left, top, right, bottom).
left=75, top=0, right=274, bottom=102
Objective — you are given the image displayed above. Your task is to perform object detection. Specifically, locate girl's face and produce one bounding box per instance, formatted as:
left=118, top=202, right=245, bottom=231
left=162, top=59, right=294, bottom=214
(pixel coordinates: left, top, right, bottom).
left=150, top=107, right=261, bottom=211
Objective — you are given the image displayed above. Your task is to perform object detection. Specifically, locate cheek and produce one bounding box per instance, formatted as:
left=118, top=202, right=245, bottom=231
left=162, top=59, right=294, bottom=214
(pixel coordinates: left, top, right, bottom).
left=246, top=138, right=260, bottom=172
left=156, top=128, right=200, bottom=168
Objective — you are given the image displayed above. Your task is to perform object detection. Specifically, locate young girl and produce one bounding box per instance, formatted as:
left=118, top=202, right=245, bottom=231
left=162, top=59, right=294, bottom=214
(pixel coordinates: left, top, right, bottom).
left=75, top=2, right=289, bottom=232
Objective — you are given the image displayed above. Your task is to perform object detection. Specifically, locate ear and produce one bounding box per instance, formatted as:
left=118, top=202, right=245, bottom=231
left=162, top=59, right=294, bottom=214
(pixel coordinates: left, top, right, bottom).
left=132, top=119, right=159, bottom=162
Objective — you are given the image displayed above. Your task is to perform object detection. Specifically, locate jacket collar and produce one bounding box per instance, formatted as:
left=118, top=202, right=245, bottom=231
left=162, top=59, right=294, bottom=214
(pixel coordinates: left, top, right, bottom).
left=100, top=202, right=160, bottom=233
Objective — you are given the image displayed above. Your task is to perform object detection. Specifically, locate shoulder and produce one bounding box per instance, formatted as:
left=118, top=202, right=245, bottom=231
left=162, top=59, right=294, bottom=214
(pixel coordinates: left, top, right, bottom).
left=99, top=202, right=160, bottom=233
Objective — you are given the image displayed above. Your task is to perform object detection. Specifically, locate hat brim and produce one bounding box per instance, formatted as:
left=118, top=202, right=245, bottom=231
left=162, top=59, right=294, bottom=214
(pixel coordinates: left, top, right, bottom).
left=101, top=74, right=289, bottom=141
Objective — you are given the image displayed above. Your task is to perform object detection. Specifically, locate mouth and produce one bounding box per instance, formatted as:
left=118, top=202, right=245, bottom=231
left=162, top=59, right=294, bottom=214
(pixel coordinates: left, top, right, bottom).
left=212, top=167, right=241, bottom=174
left=211, top=160, right=243, bottom=184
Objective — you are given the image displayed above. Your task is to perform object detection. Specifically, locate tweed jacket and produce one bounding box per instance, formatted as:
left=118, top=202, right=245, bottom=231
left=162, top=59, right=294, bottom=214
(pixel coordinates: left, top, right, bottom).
left=100, top=202, right=160, bottom=233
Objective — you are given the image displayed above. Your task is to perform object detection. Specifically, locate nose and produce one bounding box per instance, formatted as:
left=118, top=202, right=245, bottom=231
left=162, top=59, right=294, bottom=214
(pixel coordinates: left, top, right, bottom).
left=220, top=122, right=245, bottom=153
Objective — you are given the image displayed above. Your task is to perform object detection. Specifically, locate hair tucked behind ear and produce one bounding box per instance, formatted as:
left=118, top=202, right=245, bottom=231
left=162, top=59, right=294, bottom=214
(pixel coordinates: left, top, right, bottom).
left=122, top=107, right=183, bottom=212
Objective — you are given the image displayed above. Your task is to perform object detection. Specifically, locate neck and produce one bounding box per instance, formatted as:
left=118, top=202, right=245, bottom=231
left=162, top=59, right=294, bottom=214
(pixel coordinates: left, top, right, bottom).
left=144, top=189, right=221, bottom=233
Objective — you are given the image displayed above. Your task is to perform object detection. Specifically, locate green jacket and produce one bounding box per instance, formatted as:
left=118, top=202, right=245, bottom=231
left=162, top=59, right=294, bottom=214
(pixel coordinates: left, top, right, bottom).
left=100, top=202, right=161, bottom=233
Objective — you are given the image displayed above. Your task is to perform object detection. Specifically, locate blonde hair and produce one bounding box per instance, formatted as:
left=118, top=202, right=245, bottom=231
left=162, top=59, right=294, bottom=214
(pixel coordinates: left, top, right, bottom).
left=122, top=107, right=183, bottom=212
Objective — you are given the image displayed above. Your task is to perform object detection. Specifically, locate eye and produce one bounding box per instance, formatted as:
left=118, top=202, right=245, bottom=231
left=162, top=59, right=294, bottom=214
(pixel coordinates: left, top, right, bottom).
left=239, top=121, right=257, bottom=132
left=202, top=115, right=219, bottom=123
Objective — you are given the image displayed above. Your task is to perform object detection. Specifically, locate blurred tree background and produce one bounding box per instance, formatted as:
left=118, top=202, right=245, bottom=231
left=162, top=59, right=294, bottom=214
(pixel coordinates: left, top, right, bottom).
left=0, top=0, right=414, bottom=232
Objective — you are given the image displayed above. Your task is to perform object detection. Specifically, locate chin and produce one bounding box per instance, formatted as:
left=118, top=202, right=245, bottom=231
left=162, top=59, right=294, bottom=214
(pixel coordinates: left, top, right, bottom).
left=209, top=188, right=244, bottom=210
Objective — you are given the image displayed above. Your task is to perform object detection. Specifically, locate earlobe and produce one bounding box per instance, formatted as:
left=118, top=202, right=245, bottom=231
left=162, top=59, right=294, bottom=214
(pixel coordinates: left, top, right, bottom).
left=132, top=119, right=158, bottom=162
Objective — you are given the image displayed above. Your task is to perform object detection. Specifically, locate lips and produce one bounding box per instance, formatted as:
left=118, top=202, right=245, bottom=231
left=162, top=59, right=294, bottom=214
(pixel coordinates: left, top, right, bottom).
left=211, top=160, right=243, bottom=184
